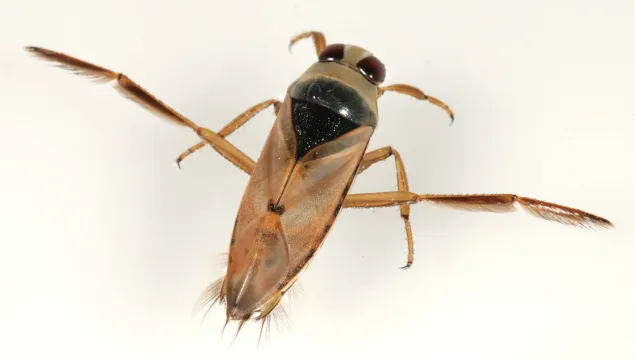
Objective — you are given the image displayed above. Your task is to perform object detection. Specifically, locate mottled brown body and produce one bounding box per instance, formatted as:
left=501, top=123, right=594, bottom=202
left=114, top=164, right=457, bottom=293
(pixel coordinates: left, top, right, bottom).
left=25, top=30, right=612, bottom=342
left=225, top=93, right=373, bottom=318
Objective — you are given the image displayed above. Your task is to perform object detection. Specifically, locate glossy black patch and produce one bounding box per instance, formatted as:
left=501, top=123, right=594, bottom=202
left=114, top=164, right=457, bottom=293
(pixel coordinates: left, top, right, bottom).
left=291, top=98, right=359, bottom=160
left=290, top=78, right=377, bottom=126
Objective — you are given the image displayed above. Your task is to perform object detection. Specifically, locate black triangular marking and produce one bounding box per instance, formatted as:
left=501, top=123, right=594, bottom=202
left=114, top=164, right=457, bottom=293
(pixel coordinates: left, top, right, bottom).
left=291, top=98, right=360, bottom=160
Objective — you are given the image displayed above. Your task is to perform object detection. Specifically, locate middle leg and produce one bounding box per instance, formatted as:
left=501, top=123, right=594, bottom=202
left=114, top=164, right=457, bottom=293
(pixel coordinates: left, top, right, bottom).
left=175, top=99, right=280, bottom=167
left=347, top=146, right=415, bottom=269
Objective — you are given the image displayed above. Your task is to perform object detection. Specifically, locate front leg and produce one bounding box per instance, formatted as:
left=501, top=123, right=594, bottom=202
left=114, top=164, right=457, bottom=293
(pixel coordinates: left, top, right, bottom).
left=289, top=31, right=327, bottom=56
left=175, top=99, right=280, bottom=168
left=378, top=84, right=455, bottom=124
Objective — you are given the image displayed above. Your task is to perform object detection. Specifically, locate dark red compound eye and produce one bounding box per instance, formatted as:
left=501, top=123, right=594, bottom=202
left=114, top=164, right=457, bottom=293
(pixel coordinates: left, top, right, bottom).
left=318, top=43, right=345, bottom=62
left=356, top=56, right=386, bottom=84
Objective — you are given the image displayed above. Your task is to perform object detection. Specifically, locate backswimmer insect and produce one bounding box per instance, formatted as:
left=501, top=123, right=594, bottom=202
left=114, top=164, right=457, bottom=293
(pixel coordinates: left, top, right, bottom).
left=26, top=31, right=612, bottom=341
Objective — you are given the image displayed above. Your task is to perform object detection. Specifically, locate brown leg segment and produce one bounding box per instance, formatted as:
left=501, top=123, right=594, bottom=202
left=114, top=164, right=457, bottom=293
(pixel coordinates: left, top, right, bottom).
left=351, top=146, right=415, bottom=269
left=176, top=141, right=207, bottom=169
left=176, top=99, right=280, bottom=168
left=289, top=31, right=327, bottom=56
left=25, top=46, right=257, bottom=175
left=378, top=84, right=455, bottom=124
left=343, top=192, right=613, bottom=229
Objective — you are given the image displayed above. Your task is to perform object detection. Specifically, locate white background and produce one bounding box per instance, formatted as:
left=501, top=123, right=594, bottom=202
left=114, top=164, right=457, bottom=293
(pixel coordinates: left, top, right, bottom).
left=1, top=0, right=634, bottom=359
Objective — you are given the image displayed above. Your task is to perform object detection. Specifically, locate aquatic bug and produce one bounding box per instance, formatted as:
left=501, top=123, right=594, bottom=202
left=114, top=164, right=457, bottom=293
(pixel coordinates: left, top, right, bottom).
left=26, top=31, right=612, bottom=340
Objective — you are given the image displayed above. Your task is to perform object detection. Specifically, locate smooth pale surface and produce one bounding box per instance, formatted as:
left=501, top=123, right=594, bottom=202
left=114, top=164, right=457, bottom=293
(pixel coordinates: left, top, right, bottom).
left=1, top=0, right=633, bottom=359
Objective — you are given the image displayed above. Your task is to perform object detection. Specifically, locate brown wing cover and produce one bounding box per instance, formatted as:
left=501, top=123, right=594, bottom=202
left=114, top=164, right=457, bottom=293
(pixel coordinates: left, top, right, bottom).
left=224, top=95, right=372, bottom=315
left=279, top=125, right=372, bottom=271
